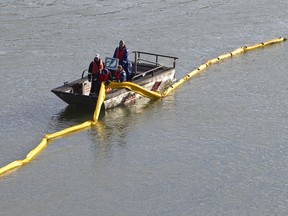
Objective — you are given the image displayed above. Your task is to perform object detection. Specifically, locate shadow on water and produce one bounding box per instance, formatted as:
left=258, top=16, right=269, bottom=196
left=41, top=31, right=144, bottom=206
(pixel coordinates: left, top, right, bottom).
left=48, top=104, right=105, bottom=132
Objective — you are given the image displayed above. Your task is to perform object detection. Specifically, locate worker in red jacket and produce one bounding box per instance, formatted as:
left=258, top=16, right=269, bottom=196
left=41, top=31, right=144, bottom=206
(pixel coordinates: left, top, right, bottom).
left=114, top=65, right=126, bottom=82
left=88, top=54, right=104, bottom=94
left=99, top=68, right=110, bottom=82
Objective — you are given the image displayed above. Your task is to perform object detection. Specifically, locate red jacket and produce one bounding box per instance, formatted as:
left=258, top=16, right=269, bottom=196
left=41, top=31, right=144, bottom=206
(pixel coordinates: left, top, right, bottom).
left=99, top=73, right=109, bottom=82
left=114, top=70, right=121, bottom=81
left=113, top=46, right=128, bottom=62
left=89, top=60, right=104, bottom=74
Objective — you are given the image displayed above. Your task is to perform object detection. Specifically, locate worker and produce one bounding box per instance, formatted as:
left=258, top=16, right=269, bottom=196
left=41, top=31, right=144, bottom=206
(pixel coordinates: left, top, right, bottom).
left=88, top=54, right=104, bottom=94
left=113, top=40, right=131, bottom=80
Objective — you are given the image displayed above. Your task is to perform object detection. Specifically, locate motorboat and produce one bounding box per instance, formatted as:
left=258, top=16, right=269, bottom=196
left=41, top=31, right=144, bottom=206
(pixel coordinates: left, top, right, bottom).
left=51, top=51, right=178, bottom=109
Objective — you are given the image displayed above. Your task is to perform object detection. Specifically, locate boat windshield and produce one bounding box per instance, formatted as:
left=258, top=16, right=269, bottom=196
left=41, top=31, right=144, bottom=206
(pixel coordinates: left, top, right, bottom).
left=105, top=57, right=119, bottom=71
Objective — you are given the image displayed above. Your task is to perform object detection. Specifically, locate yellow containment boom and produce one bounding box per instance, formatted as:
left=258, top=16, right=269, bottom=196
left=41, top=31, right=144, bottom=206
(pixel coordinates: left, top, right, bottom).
left=93, top=82, right=107, bottom=122
left=109, top=37, right=286, bottom=97
left=163, top=37, right=286, bottom=96
left=108, top=81, right=162, bottom=99
left=0, top=37, right=286, bottom=176
left=0, top=82, right=106, bottom=176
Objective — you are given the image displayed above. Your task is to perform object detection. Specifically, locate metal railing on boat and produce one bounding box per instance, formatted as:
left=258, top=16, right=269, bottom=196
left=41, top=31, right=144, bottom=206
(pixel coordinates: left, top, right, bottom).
left=131, top=65, right=165, bottom=81
left=133, top=51, right=177, bottom=70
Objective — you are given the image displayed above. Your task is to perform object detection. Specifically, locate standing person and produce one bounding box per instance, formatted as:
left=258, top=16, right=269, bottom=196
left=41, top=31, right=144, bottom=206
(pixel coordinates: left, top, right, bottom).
left=113, top=40, right=131, bottom=80
left=88, top=54, right=104, bottom=94
left=114, top=65, right=126, bottom=82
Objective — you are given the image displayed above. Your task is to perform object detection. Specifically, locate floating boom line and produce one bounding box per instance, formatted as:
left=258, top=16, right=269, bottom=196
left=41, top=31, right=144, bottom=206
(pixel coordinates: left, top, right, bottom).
left=0, top=37, right=286, bottom=176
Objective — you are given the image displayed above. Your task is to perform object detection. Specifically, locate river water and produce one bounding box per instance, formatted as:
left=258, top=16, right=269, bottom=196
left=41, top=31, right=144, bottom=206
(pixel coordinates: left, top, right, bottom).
left=0, top=0, right=287, bottom=215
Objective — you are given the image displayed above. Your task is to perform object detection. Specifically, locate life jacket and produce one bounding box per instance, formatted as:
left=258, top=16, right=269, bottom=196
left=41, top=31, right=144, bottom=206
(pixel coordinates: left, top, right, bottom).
left=115, top=69, right=126, bottom=82
left=114, top=70, right=121, bottom=81
left=99, top=72, right=109, bottom=82
left=115, top=46, right=126, bottom=61
left=91, top=60, right=103, bottom=74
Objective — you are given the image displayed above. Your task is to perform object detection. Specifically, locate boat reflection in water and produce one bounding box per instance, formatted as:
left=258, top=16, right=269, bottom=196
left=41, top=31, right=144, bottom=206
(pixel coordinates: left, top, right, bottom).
left=49, top=77, right=177, bottom=156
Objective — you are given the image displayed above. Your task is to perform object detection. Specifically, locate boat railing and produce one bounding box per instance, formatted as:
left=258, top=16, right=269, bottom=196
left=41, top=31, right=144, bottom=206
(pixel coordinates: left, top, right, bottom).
left=131, top=51, right=178, bottom=81
left=132, top=65, right=165, bottom=81
left=82, top=69, right=88, bottom=79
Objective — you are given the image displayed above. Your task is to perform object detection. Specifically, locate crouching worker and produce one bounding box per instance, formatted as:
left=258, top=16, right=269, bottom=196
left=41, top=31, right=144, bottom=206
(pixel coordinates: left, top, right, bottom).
left=99, top=68, right=111, bottom=83
left=114, top=65, right=126, bottom=82
left=90, top=68, right=111, bottom=94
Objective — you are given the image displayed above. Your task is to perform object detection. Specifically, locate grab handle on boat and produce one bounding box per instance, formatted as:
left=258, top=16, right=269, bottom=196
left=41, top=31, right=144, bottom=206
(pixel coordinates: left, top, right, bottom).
left=82, top=69, right=88, bottom=79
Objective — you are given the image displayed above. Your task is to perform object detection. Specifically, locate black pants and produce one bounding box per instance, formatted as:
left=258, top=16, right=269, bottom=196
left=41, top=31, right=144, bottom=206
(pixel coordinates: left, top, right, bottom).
left=90, top=74, right=101, bottom=94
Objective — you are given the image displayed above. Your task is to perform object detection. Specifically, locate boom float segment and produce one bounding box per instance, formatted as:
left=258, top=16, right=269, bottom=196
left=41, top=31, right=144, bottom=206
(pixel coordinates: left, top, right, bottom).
left=108, top=81, right=162, bottom=99
left=45, top=121, right=94, bottom=140
left=25, top=138, right=48, bottom=161
left=93, top=82, right=107, bottom=121
left=0, top=37, right=286, bottom=176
